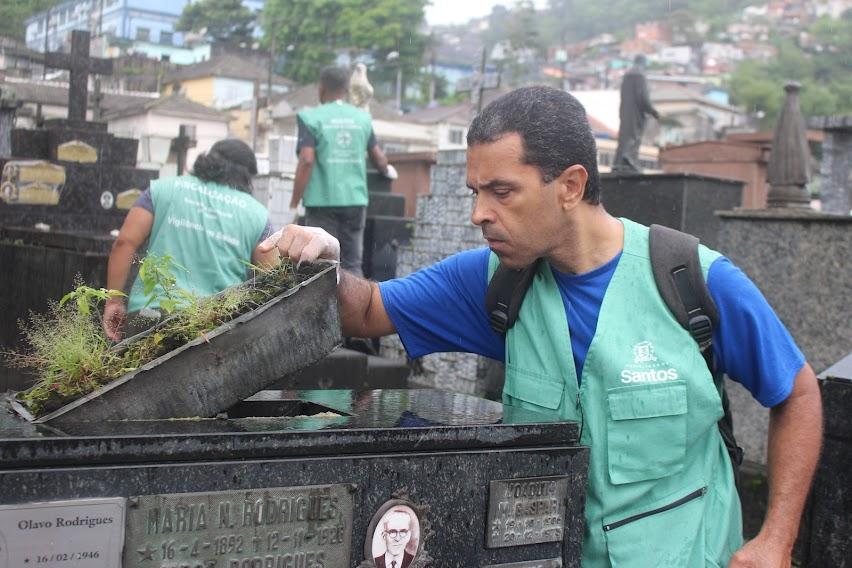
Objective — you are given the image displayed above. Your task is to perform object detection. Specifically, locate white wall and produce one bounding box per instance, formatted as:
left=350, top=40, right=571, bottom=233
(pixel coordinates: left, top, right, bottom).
left=107, top=112, right=229, bottom=176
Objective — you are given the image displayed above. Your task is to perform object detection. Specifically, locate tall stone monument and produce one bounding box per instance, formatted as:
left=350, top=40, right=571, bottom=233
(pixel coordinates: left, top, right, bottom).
left=766, top=82, right=812, bottom=208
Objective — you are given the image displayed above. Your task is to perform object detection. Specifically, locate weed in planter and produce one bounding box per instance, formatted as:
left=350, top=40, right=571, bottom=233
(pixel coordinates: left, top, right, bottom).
left=7, top=256, right=303, bottom=417
left=6, top=284, right=127, bottom=414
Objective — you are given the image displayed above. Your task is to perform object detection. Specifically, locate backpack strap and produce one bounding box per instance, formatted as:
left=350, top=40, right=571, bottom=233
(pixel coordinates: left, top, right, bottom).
left=649, top=224, right=744, bottom=471
left=485, top=259, right=541, bottom=336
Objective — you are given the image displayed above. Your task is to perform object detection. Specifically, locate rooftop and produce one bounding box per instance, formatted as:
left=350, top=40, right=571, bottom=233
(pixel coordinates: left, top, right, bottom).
left=102, top=93, right=231, bottom=122
left=162, top=54, right=292, bottom=86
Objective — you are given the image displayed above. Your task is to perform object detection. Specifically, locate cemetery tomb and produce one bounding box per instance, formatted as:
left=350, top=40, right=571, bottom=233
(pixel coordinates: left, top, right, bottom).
left=0, top=388, right=588, bottom=567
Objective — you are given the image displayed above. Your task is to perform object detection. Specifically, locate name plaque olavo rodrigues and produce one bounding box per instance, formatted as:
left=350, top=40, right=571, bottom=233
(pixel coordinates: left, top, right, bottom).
left=486, top=476, right=569, bottom=548
left=124, top=484, right=354, bottom=568
left=0, top=497, right=125, bottom=567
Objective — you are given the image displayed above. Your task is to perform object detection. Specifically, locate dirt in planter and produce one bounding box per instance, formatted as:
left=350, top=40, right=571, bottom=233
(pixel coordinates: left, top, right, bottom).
left=6, top=260, right=308, bottom=417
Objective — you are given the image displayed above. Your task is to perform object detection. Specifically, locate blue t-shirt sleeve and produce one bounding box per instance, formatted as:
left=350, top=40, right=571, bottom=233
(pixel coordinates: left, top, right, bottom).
left=709, top=257, right=805, bottom=408
left=379, top=248, right=504, bottom=361
left=132, top=188, right=153, bottom=213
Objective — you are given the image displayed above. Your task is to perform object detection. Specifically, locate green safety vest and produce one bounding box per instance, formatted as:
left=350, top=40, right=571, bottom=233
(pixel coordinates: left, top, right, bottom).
left=489, top=219, right=743, bottom=567
left=297, top=101, right=373, bottom=207
left=128, top=175, right=268, bottom=311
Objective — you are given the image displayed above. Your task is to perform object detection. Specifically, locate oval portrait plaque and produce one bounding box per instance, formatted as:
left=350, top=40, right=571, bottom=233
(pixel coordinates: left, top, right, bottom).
left=364, top=500, right=422, bottom=568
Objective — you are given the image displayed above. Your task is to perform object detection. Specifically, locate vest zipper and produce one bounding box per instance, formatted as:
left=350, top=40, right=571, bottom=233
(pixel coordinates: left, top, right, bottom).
left=576, top=392, right=584, bottom=442
left=602, top=486, right=707, bottom=532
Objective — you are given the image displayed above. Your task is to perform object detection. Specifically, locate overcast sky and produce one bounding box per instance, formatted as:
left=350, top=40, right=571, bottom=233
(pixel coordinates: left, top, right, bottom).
left=425, top=0, right=548, bottom=26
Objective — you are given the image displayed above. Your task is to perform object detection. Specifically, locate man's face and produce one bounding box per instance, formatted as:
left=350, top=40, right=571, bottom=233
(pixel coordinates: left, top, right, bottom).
left=466, top=133, right=565, bottom=269
left=383, top=512, right=411, bottom=556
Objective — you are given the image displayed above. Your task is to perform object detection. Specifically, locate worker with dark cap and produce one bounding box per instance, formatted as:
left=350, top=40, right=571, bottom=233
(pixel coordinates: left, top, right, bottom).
left=103, top=138, right=277, bottom=340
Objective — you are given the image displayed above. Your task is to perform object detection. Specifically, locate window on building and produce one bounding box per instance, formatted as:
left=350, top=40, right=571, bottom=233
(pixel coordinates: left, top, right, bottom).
left=38, top=20, right=44, bottom=32
left=136, top=27, right=150, bottom=41
left=59, top=10, right=67, bottom=24
left=448, top=128, right=464, bottom=145
left=160, top=31, right=173, bottom=45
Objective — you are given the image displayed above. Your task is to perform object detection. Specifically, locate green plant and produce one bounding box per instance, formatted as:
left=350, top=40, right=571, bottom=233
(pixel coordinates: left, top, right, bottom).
left=60, top=285, right=126, bottom=317
left=11, top=257, right=302, bottom=417
left=137, top=254, right=195, bottom=314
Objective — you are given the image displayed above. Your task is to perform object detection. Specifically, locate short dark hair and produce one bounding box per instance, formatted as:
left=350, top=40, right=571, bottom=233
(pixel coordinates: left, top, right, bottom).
left=467, top=86, right=601, bottom=204
left=319, top=66, right=349, bottom=94
left=191, top=138, right=257, bottom=193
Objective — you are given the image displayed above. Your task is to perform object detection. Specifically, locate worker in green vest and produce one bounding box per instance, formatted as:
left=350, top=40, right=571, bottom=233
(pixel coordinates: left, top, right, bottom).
left=290, top=66, right=396, bottom=277
left=103, top=138, right=277, bottom=340
left=260, top=87, right=822, bottom=566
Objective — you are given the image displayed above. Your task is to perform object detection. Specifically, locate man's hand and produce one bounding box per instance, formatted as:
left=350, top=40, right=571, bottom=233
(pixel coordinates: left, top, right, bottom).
left=728, top=534, right=791, bottom=567
left=384, top=164, right=398, bottom=180
left=103, top=298, right=127, bottom=342
left=258, top=225, right=340, bottom=267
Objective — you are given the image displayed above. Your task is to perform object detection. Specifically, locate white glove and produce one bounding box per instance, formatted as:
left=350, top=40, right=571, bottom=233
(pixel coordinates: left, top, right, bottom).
left=259, top=225, right=340, bottom=275
left=384, top=164, right=398, bottom=180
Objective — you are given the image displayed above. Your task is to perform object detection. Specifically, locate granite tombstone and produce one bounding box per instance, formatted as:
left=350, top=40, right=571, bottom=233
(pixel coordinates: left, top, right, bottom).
left=0, top=388, right=588, bottom=568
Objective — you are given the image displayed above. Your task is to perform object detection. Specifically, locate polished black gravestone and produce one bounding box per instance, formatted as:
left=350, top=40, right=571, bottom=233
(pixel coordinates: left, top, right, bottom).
left=364, top=170, right=413, bottom=282
left=0, top=389, right=588, bottom=567
left=798, top=356, right=852, bottom=567
left=600, top=172, right=743, bottom=249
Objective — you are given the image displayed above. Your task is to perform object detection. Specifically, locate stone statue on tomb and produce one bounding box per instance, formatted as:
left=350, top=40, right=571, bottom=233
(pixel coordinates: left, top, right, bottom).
left=612, top=54, right=660, bottom=174
left=349, top=63, right=374, bottom=113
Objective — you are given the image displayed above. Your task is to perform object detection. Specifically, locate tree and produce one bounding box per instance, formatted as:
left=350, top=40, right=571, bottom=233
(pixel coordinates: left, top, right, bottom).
left=176, top=0, right=256, bottom=46
left=0, top=0, right=63, bottom=41
left=729, top=34, right=852, bottom=128
left=261, top=0, right=429, bottom=89
left=261, top=0, right=348, bottom=84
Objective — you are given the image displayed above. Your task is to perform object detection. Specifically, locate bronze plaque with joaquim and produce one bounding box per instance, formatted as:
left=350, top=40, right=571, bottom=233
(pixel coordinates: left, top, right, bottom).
left=486, top=476, right=569, bottom=548
left=124, top=484, right=354, bottom=568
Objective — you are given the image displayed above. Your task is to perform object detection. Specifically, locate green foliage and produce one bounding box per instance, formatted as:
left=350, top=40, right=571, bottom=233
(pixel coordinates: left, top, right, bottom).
left=137, top=254, right=194, bottom=314
left=260, top=0, right=429, bottom=85
left=176, top=0, right=256, bottom=45
left=0, top=0, right=63, bottom=41
left=11, top=259, right=302, bottom=417
left=60, top=286, right=125, bottom=317
left=729, top=29, right=852, bottom=128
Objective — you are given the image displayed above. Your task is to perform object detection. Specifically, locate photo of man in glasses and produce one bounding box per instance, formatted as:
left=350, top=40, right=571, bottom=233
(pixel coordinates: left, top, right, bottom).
left=372, top=507, right=417, bottom=568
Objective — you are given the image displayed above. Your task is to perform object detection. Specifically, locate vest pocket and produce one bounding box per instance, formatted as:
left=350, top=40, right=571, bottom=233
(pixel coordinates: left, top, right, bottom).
left=603, top=485, right=707, bottom=567
left=606, top=381, right=688, bottom=484
left=503, top=363, right=565, bottom=416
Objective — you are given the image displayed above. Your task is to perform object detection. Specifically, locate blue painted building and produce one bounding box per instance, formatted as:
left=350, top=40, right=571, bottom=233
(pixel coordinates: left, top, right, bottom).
left=26, top=0, right=264, bottom=53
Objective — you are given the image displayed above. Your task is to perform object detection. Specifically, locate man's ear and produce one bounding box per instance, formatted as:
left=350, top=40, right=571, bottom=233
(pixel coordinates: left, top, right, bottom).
left=555, top=165, right=589, bottom=210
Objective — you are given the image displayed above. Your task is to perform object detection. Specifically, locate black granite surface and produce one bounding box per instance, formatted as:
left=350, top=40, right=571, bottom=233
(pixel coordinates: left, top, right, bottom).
left=600, top=172, right=744, bottom=249
left=0, top=389, right=580, bottom=468
left=800, top=377, right=852, bottom=567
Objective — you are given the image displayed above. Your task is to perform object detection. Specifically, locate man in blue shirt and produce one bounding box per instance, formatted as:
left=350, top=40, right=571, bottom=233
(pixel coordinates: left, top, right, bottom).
left=261, top=87, right=822, bottom=567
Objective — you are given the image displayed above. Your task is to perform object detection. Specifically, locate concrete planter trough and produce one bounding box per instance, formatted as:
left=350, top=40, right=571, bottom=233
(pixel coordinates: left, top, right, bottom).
left=9, top=263, right=341, bottom=426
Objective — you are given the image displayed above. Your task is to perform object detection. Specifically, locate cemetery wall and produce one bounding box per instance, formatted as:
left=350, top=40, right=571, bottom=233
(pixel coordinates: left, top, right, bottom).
left=718, top=210, right=852, bottom=466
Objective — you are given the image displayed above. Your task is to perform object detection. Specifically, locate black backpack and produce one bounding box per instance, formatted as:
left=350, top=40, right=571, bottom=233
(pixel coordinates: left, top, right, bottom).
left=485, top=224, right=744, bottom=473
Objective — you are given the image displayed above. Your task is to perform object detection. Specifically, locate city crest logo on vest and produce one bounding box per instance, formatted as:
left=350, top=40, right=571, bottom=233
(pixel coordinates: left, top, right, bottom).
left=620, top=341, right=680, bottom=384
left=336, top=131, right=353, bottom=147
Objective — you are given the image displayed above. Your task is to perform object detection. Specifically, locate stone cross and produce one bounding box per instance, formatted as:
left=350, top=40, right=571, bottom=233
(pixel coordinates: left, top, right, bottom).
left=45, top=30, right=113, bottom=122
left=172, top=124, right=197, bottom=176
left=766, top=82, right=812, bottom=208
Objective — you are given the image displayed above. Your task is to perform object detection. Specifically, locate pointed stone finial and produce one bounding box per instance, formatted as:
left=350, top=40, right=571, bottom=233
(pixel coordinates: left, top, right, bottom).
left=766, top=82, right=812, bottom=208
